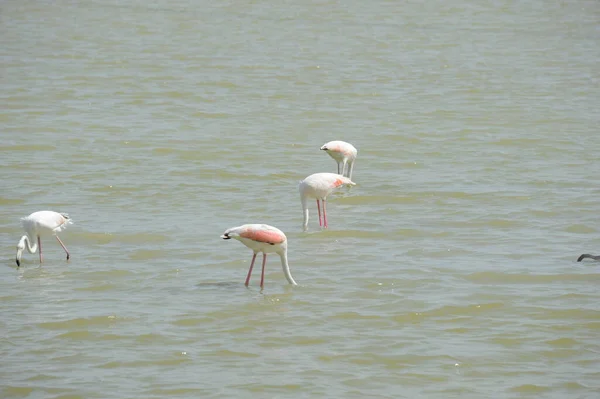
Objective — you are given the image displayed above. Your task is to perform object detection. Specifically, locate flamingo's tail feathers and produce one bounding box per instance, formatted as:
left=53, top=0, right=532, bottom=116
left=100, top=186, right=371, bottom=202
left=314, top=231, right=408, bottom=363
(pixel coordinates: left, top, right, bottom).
left=60, top=213, right=73, bottom=228
left=343, top=177, right=356, bottom=186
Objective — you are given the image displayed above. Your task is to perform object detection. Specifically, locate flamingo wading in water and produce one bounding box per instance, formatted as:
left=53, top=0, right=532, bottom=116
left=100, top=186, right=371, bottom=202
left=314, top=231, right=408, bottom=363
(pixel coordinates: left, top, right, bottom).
left=221, top=224, right=297, bottom=289
left=299, top=172, right=355, bottom=231
left=16, top=211, right=72, bottom=267
left=320, top=140, right=358, bottom=179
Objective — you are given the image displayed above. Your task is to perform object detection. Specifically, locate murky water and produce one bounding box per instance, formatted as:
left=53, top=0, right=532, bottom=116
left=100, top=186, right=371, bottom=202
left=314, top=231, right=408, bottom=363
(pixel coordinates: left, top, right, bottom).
left=1, top=0, right=599, bottom=398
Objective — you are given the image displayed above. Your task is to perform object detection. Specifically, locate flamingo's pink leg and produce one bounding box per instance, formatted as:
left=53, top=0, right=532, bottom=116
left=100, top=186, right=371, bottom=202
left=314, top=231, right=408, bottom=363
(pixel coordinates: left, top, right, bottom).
left=38, top=236, right=43, bottom=263
left=317, top=199, right=322, bottom=227
left=245, top=253, right=257, bottom=287
left=260, top=253, right=267, bottom=289
left=56, top=236, right=70, bottom=261
left=323, top=199, right=328, bottom=228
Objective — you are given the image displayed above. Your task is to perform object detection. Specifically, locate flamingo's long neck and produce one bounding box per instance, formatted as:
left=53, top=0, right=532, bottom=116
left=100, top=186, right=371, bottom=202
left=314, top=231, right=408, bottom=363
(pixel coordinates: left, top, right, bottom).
left=20, top=235, right=38, bottom=254
left=279, top=249, right=297, bottom=286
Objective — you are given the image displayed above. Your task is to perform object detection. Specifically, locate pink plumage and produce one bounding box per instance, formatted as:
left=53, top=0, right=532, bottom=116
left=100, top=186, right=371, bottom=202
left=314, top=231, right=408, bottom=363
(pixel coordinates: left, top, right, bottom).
left=239, top=228, right=286, bottom=244
left=221, top=224, right=297, bottom=289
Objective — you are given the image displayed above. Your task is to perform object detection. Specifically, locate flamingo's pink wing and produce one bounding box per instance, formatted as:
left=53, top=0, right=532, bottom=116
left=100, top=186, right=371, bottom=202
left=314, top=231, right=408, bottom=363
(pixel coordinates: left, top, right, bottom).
left=240, top=229, right=285, bottom=244
left=332, top=178, right=345, bottom=188
left=330, top=143, right=353, bottom=156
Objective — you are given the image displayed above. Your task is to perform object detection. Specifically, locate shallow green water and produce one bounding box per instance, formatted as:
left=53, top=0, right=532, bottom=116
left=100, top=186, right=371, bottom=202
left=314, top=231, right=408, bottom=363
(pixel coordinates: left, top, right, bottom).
left=1, top=0, right=599, bottom=398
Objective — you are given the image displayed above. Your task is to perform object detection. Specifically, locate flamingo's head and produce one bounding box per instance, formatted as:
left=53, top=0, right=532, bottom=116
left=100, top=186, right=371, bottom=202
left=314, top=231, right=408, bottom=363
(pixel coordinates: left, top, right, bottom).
left=16, top=236, right=26, bottom=267
left=221, top=227, right=246, bottom=242
left=221, top=228, right=237, bottom=240
left=221, top=232, right=231, bottom=240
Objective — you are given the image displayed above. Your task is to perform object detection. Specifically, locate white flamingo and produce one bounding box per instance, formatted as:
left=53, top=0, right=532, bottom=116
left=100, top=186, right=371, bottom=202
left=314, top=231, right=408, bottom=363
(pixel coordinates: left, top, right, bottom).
left=299, top=172, right=355, bottom=231
left=16, top=211, right=72, bottom=267
left=320, top=140, right=358, bottom=179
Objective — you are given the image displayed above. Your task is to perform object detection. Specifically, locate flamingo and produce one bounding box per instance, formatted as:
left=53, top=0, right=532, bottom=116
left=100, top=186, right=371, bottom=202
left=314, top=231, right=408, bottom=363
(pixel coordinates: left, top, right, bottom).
left=320, top=140, right=358, bottom=179
left=577, top=254, right=600, bottom=262
left=221, top=224, right=297, bottom=289
left=299, top=172, right=355, bottom=231
left=16, top=211, right=72, bottom=267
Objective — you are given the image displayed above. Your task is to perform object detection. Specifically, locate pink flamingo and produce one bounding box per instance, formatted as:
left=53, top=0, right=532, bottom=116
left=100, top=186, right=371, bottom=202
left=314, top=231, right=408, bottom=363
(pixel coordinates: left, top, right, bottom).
left=299, top=172, right=355, bottom=231
left=221, top=224, right=297, bottom=289
left=16, top=211, right=72, bottom=267
left=320, top=141, right=358, bottom=179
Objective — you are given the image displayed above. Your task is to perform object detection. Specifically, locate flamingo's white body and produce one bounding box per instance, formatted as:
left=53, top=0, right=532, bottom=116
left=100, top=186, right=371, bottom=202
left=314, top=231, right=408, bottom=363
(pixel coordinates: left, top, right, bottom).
left=221, top=224, right=297, bottom=288
left=320, top=141, right=358, bottom=179
left=299, top=172, right=355, bottom=231
left=16, top=211, right=72, bottom=267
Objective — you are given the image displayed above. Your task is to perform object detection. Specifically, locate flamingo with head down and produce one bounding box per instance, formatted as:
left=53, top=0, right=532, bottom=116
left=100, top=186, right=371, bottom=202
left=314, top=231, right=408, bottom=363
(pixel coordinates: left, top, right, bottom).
left=221, top=224, right=297, bottom=289
left=16, top=210, right=72, bottom=267
left=299, top=172, right=355, bottom=231
left=320, top=140, right=358, bottom=179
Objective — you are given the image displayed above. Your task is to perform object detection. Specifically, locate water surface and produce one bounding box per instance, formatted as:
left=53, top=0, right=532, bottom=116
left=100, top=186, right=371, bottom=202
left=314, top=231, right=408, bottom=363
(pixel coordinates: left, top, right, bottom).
left=1, top=0, right=599, bottom=398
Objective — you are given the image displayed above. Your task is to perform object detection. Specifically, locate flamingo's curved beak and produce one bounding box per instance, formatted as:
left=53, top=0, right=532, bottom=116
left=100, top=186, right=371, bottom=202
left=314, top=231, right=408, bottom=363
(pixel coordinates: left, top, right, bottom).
left=16, top=247, right=23, bottom=267
left=221, top=234, right=231, bottom=240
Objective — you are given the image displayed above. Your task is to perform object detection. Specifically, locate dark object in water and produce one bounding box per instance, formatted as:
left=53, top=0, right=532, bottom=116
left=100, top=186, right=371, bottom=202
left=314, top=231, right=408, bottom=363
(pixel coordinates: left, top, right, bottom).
left=577, top=254, right=600, bottom=262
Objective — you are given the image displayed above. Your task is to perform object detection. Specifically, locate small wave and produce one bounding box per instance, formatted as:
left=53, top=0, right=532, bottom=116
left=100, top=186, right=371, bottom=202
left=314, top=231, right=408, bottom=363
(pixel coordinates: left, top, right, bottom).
left=465, top=271, right=600, bottom=284
left=38, top=315, right=125, bottom=330
left=509, top=384, right=551, bottom=393
left=97, top=356, right=191, bottom=369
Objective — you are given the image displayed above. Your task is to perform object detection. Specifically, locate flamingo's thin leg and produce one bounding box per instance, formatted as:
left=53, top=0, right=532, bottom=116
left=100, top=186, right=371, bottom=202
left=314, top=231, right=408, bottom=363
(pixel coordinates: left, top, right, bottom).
left=323, top=199, right=328, bottom=228
left=56, top=236, right=70, bottom=261
left=245, top=253, right=257, bottom=287
left=317, top=199, right=322, bottom=227
left=38, top=236, right=43, bottom=263
left=260, top=253, right=267, bottom=289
